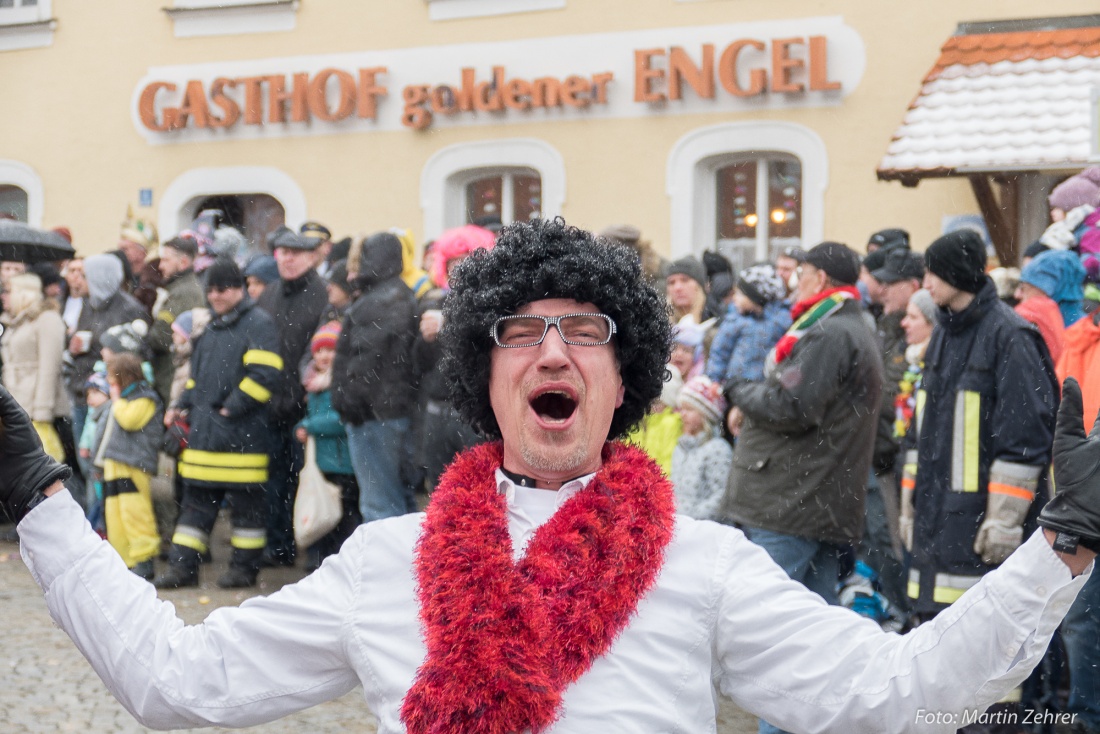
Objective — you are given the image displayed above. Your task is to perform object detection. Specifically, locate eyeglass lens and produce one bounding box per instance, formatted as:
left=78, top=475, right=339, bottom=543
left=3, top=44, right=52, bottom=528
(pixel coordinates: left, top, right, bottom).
left=495, top=315, right=612, bottom=347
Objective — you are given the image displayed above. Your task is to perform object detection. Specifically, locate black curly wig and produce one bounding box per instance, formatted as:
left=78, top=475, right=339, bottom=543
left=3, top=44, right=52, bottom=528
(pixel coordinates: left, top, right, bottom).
left=440, top=218, right=672, bottom=440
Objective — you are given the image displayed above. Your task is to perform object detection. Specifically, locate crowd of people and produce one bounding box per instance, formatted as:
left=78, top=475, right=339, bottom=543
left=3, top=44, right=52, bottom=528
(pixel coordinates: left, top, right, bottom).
left=1, top=167, right=1100, bottom=733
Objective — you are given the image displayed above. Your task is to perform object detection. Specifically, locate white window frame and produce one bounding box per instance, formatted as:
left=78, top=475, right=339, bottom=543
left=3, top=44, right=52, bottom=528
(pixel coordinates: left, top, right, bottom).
left=666, top=121, right=827, bottom=260
left=425, top=0, right=564, bottom=22
left=420, top=138, right=565, bottom=241
left=158, top=166, right=306, bottom=240
left=163, top=0, right=298, bottom=39
left=458, top=167, right=542, bottom=226
left=0, top=0, right=54, bottom=52
left=0, top=159, right=44, bottom=226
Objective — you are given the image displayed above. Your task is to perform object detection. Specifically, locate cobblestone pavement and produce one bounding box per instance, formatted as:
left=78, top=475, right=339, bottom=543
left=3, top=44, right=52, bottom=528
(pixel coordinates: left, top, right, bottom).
left=0, top=524, right=758, bottom=733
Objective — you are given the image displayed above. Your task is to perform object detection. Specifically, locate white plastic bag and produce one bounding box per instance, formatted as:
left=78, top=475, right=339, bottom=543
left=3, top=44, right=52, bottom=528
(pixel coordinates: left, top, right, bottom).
left=294, top=437, right=343, bottom=549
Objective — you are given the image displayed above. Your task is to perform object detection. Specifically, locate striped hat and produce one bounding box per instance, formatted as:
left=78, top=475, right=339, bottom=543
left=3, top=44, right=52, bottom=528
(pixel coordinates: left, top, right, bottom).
left=311, top=321, right=341, bottom=353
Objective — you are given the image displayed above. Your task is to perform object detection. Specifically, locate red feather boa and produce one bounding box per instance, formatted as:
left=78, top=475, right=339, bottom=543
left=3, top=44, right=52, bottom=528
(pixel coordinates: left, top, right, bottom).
left=401, top=441, right=676, bottom=734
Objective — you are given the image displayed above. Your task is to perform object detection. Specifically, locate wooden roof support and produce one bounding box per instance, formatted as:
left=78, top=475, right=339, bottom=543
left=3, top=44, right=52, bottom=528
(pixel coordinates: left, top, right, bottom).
left=968, top=174, right=1018, bottom=266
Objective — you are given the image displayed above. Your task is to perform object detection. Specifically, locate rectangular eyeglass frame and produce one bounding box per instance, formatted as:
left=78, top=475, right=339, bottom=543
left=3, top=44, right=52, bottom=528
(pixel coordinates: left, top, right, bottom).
left=491, top=313, right=617, bottom=348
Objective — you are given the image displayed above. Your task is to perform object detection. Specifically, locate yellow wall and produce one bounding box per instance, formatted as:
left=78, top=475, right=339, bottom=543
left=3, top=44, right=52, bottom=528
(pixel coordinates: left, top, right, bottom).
left=2, top=0, right=1096, bottom=255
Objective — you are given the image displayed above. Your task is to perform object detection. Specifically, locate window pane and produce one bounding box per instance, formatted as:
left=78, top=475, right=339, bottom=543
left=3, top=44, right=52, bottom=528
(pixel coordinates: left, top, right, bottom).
left=716, top=161, right=757, bottom=240
left=512, top=174, right=542, bottom=223
left=0, top=1, right=16, bottom=9
left=466, top=176, right=503, bottom=224
left=0, top=184, right=29, bottom=222
left=768, top=158, right=801, bottom=239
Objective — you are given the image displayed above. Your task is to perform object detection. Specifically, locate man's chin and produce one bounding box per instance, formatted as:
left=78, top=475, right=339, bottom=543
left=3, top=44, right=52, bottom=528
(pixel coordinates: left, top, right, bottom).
left=519, top=435, right=592, bottom=477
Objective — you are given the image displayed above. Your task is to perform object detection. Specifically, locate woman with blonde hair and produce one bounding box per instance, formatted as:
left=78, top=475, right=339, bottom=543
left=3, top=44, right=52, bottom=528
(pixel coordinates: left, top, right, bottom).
left=0, top=272, right=69, bottom=460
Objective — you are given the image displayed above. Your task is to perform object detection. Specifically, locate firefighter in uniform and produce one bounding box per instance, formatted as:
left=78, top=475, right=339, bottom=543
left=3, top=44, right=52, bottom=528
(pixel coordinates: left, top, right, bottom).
left=905, top=231, right=1057, bottom=613
left=154, top=260, right=283, bottom=590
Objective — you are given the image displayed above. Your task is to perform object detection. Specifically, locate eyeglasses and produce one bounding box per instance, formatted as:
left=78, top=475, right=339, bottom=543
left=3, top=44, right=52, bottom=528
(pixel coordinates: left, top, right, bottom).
left=491, top=313, right=617, bottom=348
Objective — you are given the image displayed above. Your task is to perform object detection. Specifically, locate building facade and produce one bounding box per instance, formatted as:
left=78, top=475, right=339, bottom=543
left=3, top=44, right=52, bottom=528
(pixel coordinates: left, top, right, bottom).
left=1, top=0, right=1096, bottom=264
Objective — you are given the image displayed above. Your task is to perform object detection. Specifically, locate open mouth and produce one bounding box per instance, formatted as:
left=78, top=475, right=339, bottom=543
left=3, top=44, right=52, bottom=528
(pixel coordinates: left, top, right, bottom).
left=530, top=390, right=578, bottom=423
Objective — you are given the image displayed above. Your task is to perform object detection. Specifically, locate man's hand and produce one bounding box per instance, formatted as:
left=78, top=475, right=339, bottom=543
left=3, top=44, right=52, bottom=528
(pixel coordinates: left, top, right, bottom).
left=0, top=386, right=72, bottom=524
left=1039, top=377, right=1100, bottom=570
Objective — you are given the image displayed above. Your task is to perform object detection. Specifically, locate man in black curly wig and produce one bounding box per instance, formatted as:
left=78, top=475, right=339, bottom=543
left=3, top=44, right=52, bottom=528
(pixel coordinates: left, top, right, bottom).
left=440, top=217, right=671, bottom=484
left=0, top=218, right=1097, bottom=734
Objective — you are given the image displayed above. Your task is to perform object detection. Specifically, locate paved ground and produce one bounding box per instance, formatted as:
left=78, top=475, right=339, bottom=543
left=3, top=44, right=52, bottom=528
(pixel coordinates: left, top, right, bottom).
left=0, top=518, right=759, bottom=733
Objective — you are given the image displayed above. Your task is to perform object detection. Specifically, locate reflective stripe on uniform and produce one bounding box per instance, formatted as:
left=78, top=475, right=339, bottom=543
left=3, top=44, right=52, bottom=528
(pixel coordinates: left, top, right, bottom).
left=178, top=462, right=269, bottom=484
left=931, top=572, right=982, bottom=605
left=902, top=449, right=918, bottom=491
left=180, top=449, right=267, bottom=468
left=185, top=379, right=195, bottom=389
left=179, top=449, right=269, bottom=484
left=951, top=390, right=981, bottom=492
left=915, top=389, right=927, bottom=435
left=230, top=528, right=266, bottom=550
left=242, top=349, right=284, bottom=371
left=908, top=568, right=920, bottom=599
left=239, top=377, right=271, bottom=403
left=988, top=459, right=1041, bottom=502
left=172, top=525, right=210, bottom=553
left=157, top=310, right=175, bottom=324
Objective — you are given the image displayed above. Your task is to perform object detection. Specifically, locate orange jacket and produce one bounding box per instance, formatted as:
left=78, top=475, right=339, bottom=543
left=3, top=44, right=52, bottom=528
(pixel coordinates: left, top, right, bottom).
left=1057, top=312, right=1100, bottom=430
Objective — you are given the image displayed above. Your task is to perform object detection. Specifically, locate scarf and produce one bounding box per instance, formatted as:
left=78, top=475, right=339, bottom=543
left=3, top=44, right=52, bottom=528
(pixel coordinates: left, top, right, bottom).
left=772, top=286, right=859, bottom=364
left=401, top=441, right=676, bottom=734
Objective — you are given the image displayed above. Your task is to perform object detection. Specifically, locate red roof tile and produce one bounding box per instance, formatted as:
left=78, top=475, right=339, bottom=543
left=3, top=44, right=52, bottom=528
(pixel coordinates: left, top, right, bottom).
left=931, top=27, right=1100, bottom=76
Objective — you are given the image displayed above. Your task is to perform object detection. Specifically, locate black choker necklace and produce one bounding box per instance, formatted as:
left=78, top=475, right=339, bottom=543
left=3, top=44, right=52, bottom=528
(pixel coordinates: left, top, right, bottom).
left=500, top=468, right=584, bottom=489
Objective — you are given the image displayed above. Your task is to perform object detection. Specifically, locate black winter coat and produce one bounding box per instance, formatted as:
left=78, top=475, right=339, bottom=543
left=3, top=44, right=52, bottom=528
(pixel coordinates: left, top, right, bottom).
left=719, top=298, right=884, bottom=545
left=257, top=269, right=329, bottom=427
left=332, top=237, right=418, bottom=425
left=67, top=291, right=150, bottom=405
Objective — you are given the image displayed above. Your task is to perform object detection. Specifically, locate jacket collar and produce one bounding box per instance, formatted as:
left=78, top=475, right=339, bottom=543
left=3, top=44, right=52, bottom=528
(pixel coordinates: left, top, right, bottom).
left=938, top=278, right=996, bottom=335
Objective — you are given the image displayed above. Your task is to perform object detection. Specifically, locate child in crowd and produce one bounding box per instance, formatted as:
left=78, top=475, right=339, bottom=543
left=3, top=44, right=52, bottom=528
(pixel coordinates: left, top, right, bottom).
left=79, top=371, right=111, bottom=536
left=626, top=364, right=683, bottom=475
left=706, top=264, right=792, bottom=384
left=295, top=322, right=362, bottom=573
left=670, top=375, right=733, bottom=521
left=168, top=308, right=210, bottom=408
left=97, top=352, right=164, bottom=580
left=669, top=322, right=706, bottom=381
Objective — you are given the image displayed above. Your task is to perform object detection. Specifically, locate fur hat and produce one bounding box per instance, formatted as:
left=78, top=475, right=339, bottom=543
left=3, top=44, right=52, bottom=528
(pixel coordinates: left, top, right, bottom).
left=925, top=230, right=987, bottom=294
left=1048, top=167, right=1100, bottom=212
left=737, top=264, right=786, bottom=306
left=667, top=256, right=707, bottom=289
left=311, top=321, right=341, bottom=353
left=805, top=241, right=860, bottom=285
left=678, top=375, right=727, bottom=426
left=101, top=319, right=150, bottom=359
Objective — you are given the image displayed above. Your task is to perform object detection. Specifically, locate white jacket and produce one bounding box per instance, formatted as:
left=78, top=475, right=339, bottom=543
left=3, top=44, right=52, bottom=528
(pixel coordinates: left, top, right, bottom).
left=18, top=475, right=1091, bottom=733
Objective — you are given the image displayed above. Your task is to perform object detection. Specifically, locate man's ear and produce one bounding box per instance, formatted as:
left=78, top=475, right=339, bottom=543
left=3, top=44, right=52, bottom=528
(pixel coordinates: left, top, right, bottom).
left=615, top=381, right=625, bottom=409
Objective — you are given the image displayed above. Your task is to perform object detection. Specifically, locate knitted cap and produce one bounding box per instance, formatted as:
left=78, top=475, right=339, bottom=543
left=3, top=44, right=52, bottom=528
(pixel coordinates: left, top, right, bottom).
left=1048, top=167, right=1100, bottom=212
left=737, top=264, right=786, bottom=306
left=172, top=309, right=195, bottom=340
left=667, top=256, right=707, bottom=289
left=101, top=319, right=150, bottom=359
left=327, top=259, right=354, bottom=294
left=924, top=230, right=987, bottom=294
left=243, top=255, right=279, bottom=285
left=205, top=259, right=245, bottom=289
left=805, top=241, right=860, bottom=285
left=678, top=375, right=727, bottom=426
left=311, top=321, right=341, bottom=353
left=162, top=235, right=198, bottom=260
left=84, top=371, right=110, bottom=397
left=909, top=289, right=938, bottom=325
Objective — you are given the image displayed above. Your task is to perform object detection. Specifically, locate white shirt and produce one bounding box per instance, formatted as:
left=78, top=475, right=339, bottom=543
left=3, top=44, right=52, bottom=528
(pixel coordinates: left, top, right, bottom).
left=18, top=478, right=1090, bottom=733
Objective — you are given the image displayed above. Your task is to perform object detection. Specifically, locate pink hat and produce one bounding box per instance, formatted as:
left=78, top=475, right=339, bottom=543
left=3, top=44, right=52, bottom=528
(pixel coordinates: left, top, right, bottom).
left=430, top=225, right=496, bottom=288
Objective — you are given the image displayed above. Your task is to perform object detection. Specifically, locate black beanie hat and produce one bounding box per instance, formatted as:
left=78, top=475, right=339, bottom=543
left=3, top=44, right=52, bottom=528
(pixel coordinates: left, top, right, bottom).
left=702, top=250, right=732, bottom=278
left=667, top=256, right=708, bottom=289
left=805, top=241, right=860, bottom=285
left=205, top=259, right=244, bottom=289
left=925, top=230, right=987, bottom=293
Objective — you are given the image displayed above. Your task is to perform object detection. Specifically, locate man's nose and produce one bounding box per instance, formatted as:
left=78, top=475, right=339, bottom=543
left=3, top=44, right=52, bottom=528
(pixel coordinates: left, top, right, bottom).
left=535, top=323, right=571, bottom=366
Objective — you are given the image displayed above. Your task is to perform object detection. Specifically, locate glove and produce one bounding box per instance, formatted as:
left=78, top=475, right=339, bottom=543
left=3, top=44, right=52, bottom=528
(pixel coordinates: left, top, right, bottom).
left=1038, top=377, right=1100, bottom=554
left=973, top=493, right=1031, bottom=565
left=0, top=385, right=72, bottom=524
